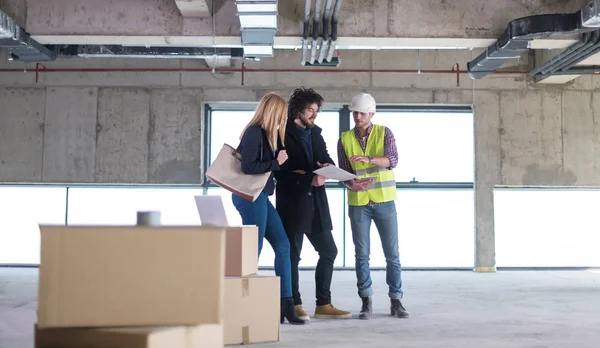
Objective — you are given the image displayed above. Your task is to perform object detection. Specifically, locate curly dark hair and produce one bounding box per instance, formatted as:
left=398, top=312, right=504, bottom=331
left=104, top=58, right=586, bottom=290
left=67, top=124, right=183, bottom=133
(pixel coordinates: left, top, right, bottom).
left=288, top=87, right=324, bottom=119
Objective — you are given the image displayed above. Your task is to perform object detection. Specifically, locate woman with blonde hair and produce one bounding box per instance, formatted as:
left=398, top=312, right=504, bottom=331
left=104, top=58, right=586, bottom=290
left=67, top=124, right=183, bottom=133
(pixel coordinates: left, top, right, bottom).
left=232, top=92, right=306, bottom=325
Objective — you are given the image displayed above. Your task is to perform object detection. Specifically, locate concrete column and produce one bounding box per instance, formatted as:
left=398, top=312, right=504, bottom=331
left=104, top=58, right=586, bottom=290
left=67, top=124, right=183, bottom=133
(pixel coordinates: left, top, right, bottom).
left=472, top=91, right=501, bottom=272
left=474, top=185, right=497, bottom=272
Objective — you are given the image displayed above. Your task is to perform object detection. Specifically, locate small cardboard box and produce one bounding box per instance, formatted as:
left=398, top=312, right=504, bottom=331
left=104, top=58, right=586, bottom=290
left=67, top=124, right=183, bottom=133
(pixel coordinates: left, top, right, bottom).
left=37, top=225, right=226, bottom=329
left=224, top=275, right=280, bottom=345
left=34, top=324, right=223, bottom=348
left=225, top=226, right=258, bottom=277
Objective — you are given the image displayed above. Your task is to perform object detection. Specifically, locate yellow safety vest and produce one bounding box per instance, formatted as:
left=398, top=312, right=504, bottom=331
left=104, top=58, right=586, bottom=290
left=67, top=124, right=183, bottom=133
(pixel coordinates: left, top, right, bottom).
left=341, top=125, right=397, bottom=206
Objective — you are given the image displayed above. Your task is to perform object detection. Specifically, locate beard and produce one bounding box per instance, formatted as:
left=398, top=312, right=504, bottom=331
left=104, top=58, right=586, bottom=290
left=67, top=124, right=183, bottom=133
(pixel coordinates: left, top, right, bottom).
left=299, top=116, right=315, bottom=128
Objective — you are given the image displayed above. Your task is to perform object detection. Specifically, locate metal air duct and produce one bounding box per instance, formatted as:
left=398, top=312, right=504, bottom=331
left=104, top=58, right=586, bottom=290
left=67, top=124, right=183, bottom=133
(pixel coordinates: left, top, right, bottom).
left=317, top=0, right=333, bottom=63
left=468, top=0, right=600, bottom=79
left=73, top=46, right=242, bottom=59
left=302, top=0, right=341, bottom=67
left=310, top=0, right=323, bottom=64
left=326, top=0, right=342, bottom=63
left=0, top=10, right=55, bottom=62
left=235, top=0, right=279, bottom=58
left=301, top=0, right=312, bottom=65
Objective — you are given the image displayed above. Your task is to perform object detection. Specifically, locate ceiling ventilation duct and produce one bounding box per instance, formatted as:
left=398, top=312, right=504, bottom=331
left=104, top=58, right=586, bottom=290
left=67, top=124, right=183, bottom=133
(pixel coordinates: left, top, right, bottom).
left=467, top=0, right=600, bottom=79
left=0, top=9, right=55, bottom=62
left=301, top=0, right=342, bottom=67
left=529, top=31, right=600, bottom=77
left=235, top=0, right=278, bottom=59
left=72, top=45, right=242, bottom=59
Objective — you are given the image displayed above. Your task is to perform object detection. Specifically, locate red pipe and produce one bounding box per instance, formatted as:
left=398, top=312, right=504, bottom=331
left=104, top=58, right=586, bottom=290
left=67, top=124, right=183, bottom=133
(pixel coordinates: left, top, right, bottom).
left=0, top=67, right=528, bottom=75
left=1, top=63, right=527, bottom=85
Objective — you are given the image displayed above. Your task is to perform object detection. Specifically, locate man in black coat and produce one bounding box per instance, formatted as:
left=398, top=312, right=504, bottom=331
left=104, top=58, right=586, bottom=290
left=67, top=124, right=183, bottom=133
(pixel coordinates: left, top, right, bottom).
left=274, top=87, right=351, bottom=321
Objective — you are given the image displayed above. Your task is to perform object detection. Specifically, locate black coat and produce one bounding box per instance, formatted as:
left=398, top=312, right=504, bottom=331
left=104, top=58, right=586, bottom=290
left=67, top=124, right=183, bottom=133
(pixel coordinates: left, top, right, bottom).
left=274, top=121, right=335, bottom=234
left=239, top=124, right=281, bottom=195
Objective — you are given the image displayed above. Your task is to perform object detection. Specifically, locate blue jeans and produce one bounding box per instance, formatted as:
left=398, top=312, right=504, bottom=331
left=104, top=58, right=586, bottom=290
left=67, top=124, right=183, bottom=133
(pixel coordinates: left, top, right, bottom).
left=232, top=192, right=292, bottom=298
left=348, top=201, right=403, bottom=300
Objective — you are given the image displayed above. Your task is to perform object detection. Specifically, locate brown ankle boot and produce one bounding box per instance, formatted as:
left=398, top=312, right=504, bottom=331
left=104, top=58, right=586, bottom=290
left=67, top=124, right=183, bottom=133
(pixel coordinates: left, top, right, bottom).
left=314, top=304, right=352, bottom=319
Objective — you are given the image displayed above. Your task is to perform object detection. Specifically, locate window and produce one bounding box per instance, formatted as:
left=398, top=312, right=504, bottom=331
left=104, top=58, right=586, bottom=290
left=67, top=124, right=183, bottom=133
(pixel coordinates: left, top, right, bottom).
left=204, top=187, right=345, bottom=268
left=348, top=109, right=474, bottom=183
left=209, top=110, right=255, bottom=165
left=207, top=106, right=345, bottom=268
left=0, top=186, right=67, bottom=264
left=314, top=111, right=340, bottom=163
left=208, top=109, right=340, bottom=169
left=495, top=188, right=600, bottom=268
left=206, top=105, right=475, bottom=269
left=343, top=188, right=474, bottom=268
left=67, top=187, right=205, bottom=226
left=205, top=186, right=277, bottom=267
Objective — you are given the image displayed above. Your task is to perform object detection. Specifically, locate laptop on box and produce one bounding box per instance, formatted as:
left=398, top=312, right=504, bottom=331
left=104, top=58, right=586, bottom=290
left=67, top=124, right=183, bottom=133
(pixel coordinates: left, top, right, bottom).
left=194, top=195, right=260, bottom=277
left=194, top=195, right=230, bottom=227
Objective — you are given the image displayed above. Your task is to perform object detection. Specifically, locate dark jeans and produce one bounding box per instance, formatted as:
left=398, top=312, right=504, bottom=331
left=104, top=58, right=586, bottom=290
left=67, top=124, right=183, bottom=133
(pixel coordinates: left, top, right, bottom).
left=348, top=201, right=403, bottom=300
left=287, top=210, right=338, bottom=306
left=232, top=192, right=292, bottom=298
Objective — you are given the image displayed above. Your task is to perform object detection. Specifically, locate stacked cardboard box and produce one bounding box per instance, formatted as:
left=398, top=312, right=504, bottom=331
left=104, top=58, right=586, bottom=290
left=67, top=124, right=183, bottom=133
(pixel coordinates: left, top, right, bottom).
left=34, top=225, right=227, bottom=348
left=222, top=226, right=280, bottom=345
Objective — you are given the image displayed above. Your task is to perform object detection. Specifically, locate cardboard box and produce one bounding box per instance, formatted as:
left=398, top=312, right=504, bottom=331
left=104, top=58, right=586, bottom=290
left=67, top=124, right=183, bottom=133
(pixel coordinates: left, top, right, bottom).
left=37, top=226, right=226, bottom=329
left=224, top=276, right=280, bottom=345
left=225, top=226, right=258, bottom=277
left=35, top=323, right=223, bottom=348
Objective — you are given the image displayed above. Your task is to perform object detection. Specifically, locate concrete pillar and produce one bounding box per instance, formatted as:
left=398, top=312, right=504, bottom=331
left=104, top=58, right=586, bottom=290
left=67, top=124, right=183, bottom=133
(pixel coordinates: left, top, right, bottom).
left=474, top=185, right=497, bottom=272
left=137, top=211, right=161, bottom=226
left=472, top=91, right=501, bottom=273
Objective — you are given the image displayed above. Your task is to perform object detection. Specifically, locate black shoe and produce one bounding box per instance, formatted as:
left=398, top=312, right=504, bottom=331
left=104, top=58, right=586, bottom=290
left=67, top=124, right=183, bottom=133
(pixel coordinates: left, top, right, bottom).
left=280, top=297, right=306, bottom=325
left=390, top=299, right=409, bottom=318
left=358, top=296, right=372, bottom=320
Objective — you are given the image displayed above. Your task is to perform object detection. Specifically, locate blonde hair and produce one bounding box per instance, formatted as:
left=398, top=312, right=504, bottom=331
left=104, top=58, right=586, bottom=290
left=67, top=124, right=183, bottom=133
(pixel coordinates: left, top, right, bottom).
left=240, top=92, right=288, bottom=151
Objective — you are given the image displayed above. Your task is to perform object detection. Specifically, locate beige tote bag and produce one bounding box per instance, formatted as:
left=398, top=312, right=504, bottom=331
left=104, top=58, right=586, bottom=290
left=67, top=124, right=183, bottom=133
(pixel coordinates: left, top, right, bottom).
left=205, top=141, right=271, bottom=202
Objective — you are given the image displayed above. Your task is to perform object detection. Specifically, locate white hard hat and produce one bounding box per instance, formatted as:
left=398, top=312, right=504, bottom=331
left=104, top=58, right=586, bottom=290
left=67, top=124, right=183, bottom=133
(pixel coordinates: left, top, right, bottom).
left=349, top=93, right=376, bottom=113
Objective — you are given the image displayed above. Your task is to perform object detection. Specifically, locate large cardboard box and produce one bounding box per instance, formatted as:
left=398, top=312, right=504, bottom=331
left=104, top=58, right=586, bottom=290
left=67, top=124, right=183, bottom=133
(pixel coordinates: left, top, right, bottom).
left=224, top=276, right=280, bottom=345
left=37, top=225, right=226, bottom=329
left=225, top=226, right=258, bottom=277
left=35, top=324, right=223, bottom=348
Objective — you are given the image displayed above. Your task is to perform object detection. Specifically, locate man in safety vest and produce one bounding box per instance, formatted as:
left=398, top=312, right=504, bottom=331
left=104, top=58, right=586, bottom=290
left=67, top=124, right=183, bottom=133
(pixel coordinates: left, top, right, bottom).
left=336, top=92, right=409, bottom=320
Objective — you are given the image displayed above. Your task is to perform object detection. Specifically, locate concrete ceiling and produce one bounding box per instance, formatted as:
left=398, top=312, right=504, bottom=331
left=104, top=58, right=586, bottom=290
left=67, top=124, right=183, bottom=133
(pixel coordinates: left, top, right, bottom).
left=1, top=0, right=599, bottom=83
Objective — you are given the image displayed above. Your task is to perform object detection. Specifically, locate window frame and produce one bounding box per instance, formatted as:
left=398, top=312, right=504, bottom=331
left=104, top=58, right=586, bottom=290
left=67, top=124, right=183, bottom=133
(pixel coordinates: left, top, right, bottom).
left=203, top=103, right=348, bottom=190
left=203, top=103, right=474, bottom=190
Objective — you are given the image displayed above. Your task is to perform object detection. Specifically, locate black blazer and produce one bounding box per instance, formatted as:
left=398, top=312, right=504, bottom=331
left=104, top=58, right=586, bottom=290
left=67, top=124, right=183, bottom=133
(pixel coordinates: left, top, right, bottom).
left=239, top=124, right=281, bottom=196
left=274, top=121, right=335, bottom=234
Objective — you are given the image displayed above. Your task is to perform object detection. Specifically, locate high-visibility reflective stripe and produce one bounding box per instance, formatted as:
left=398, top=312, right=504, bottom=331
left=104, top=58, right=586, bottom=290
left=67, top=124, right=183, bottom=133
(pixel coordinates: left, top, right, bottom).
left=355, top=166, right=390, bottom=176
left=355, top=180, right=396, bottom=192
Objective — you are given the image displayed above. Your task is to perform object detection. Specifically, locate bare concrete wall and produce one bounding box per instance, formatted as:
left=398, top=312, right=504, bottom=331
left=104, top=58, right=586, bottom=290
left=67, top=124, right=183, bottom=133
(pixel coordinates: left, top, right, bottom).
left=1, top=49, right=599, bottom=270
left=2, top=49, right=595, bottom=185
left=0, top=86, right=202, bottom=184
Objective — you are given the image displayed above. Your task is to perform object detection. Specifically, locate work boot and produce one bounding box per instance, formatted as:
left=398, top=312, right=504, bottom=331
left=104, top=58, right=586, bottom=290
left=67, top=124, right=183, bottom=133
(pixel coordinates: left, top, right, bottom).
left=358, top=296, right=372, bottom=320
left=314, top=304, right=352, bottom=319
left=280, top=297, right=306, bottom=325
left=295, top=304, right=310, bottom=321
left=390, top=299, right=409, bottom=318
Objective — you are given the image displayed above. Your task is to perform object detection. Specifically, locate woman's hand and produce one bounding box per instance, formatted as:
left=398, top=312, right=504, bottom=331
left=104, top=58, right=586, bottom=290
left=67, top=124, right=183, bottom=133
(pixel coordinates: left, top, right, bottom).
left=277, top=150, right=288, bottom=165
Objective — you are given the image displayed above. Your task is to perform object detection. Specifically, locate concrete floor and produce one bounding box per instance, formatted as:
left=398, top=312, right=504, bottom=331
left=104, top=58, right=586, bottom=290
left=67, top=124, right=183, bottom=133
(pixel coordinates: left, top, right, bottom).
left=1, top=268, right=599, bottom=348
